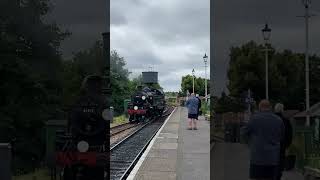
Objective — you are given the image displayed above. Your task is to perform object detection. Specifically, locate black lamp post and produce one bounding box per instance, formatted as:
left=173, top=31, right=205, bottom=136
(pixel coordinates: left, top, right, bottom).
left=262, top=23, right=271, bottom=100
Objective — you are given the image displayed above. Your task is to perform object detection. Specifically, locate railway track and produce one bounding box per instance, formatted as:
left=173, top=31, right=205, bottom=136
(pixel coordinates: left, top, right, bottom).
left=111, top=123, right=142, bottom=136
left=110, top=106, right=173, bottom=147
left=110, top=106, right=174, bottom=180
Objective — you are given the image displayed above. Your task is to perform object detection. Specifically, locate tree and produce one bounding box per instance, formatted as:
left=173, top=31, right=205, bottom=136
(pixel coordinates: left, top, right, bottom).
left=110, top=50, right=131, bottom=115
left=128, top=75, right=142, bottom=93
left=0, top=0, right=69, bottom=173
left=227, top=41, right=320, bottom=110
left=213, top=92, right=245, bottom=113
left=61, top=41, right=107, bottom=106
left=180, top=75, right=209, bottom=96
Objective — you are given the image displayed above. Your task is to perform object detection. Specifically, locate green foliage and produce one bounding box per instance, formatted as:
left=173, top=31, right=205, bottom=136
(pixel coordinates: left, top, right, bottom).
left=129, top=75, right=142, bottom=93
left=165, top=91, right=178, bottom=97
left=200, top=100, right=210, bottom=116
left=111, top=115, right=127, bottom=127
left=213, top=92, right=245, bottom=113
left=0, top=0, right=71, bottom=174
left=227, top=41, right=320, bottom=110
left=110, top=50, right=131, bottom=115
left=181, top=75, right=209, bottom=96
left=14, top=168, right=50, bottom=180
left=61, top=41, right=106, bottom=106
left=147, top=83, right=162, bottom=90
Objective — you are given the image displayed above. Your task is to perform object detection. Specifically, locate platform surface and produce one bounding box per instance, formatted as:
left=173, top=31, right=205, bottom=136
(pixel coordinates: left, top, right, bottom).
left=211, top=142, right=305, bottom=180
left=128, top=106, right=210, bottom=180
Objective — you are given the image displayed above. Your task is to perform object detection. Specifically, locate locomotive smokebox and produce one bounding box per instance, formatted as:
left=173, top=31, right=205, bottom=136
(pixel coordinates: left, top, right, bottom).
left=142, top=71, right=158, bottom=84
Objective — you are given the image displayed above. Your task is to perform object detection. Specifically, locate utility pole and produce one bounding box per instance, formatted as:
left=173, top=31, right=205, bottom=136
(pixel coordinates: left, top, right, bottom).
left=203, top=53, right=208, bottom=102
left=192, top=69, right=195, bottom=94
left=305, top=3, right=310, bottom=126
left=262, top=23, right=272, bottom=100
left=298, top=0, right=315, bottom=126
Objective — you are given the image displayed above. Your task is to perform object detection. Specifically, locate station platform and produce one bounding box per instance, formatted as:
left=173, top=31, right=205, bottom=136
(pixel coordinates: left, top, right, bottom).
left=127, top=106, right=210, bottom=180
left=211, top=142, right=304, bottom=180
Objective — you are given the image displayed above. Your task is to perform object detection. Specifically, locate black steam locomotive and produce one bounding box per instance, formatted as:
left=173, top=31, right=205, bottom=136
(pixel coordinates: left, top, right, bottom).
left=127, top=86, right=166, bottom=122
left=55, top=75, right=109, bottom=180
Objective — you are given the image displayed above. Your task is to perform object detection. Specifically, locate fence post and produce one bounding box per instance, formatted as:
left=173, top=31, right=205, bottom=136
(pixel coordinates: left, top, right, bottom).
left=0, top=143, right=11, bottom=180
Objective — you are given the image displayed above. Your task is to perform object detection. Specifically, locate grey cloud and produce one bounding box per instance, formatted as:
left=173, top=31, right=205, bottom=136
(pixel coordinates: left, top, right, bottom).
left=47, top=0, right=106, bottom=25
left=213, top=0, right=320, bottom=96
left=45, top=0, right=107, bottom=58
left=110, top=13, right=127, bottom=26
left=111, top=0, right=210, bottom=91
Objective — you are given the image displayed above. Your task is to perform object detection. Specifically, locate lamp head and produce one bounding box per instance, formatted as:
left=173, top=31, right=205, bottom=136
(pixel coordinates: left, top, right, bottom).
left=262, top=23, right=271, bottom=41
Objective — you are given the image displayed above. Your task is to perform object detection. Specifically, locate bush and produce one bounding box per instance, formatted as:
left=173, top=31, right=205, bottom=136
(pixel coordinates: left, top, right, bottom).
left=111, top=115, right=128, bottom=127
left=200, top=101, right=210, bottom=116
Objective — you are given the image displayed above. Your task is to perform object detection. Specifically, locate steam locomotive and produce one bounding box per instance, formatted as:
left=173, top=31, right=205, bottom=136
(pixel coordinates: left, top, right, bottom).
left=55, top=75, right=109, bottom=180
left=127, top=86, right=166, bottom=122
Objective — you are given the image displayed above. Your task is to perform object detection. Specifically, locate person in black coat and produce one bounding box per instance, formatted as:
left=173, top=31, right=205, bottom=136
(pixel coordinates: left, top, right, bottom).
left=274, top=103, right=293, bottom=180
left=196, top=94, right=201, bottom=120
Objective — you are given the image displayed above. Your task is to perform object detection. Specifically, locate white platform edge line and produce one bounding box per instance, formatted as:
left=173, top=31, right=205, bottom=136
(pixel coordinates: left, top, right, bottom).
left=126, top=107, right=177, bottom=180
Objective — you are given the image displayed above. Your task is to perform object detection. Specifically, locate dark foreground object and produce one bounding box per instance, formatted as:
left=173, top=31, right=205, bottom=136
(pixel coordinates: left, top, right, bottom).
left=250, top=164, right=278, bottom=179
left=0, top=143, right=11, bottom=180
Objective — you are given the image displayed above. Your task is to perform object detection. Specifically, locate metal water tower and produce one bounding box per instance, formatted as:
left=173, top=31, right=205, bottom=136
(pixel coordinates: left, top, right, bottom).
left=142, top=71, right=158, bottom=84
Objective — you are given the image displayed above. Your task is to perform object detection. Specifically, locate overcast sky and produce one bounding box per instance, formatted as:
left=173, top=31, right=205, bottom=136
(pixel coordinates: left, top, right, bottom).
left=213, top=0, right=320, bottom=96
left=45, top=0, right=107, bottom=59
left=111, top=0, right=210, bottom=92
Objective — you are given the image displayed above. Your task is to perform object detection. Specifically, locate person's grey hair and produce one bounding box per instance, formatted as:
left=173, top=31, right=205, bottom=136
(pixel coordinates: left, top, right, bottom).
left=191, top=93, right=195, bottom=96
left=274, top=103, right=284, bottom=113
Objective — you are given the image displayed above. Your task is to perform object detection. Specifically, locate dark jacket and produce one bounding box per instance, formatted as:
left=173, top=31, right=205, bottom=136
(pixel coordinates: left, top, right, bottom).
left=241, top=111, right=284, bottom=165
left=196, top=97, right=201, bottom=114
left=275, top=112, right=293, bottom=170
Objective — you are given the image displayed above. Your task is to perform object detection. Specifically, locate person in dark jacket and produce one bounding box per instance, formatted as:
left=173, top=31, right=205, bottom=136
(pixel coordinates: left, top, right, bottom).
left=241, top=100, right=284, bottom=180
left=274, top=103, right=293, bottom=180
left=196, top=94, right=202, bottom=119
left=186, top=93, right=199, bottom=130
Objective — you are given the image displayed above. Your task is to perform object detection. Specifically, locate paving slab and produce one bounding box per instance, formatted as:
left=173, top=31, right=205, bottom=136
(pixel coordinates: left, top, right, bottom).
left=133, top=171, right=176, bottom=180
left=211, top=142, right=304, bottom=180
left=131, top=107, right=210, bottom=180
left=177, top=107, right=210, bottom=180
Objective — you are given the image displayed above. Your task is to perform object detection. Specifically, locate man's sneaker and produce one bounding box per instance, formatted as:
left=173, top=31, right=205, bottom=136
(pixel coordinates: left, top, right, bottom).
left=187, top=127, right=192, bottom=130
left=193, top=127, right=198, bottom=130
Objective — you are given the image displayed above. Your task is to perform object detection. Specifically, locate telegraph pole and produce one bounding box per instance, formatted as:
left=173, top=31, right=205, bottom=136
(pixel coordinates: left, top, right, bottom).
left=261, top=23, right=272, bottom=100
left=192, top=69, right=195, bottom=94
left=203, top=53, right=208, bottom=102
left=298, top=0, right=315, bottom=126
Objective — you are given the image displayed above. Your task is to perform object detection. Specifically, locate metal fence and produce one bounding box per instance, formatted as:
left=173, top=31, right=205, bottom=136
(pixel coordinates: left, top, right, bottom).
left=292, top=121, right=320, bottom=171
left=299, top=128, right=320, bottom=170
left=212, top=112, right=246, bottom=142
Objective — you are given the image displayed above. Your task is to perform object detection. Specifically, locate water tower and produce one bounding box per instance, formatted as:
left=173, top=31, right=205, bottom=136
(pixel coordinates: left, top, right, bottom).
left=142, top=71, right=158, bottom=85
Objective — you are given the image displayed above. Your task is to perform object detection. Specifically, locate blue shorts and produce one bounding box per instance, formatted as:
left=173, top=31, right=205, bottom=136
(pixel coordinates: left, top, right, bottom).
left=188, top=114, right=198, bottom=119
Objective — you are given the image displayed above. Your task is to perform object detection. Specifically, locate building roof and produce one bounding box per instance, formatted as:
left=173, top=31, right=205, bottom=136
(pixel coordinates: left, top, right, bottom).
left=294, top=102, right=320, bottom=118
